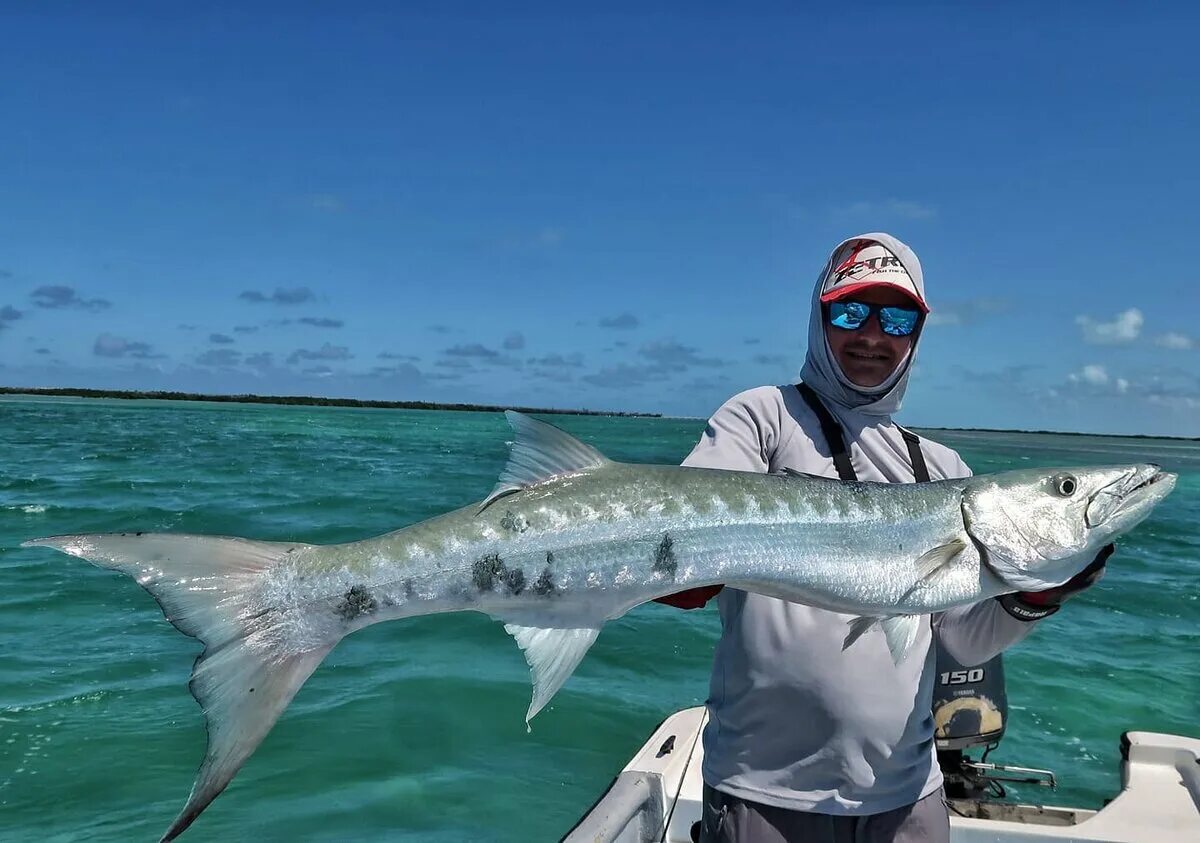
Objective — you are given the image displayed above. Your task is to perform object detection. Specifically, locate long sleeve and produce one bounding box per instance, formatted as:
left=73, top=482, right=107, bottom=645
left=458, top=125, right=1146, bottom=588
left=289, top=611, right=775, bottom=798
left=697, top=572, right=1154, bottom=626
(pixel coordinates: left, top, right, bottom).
left=680, top=388, right=778, bottom=473
left=932, top=599, right=1038, bottom=666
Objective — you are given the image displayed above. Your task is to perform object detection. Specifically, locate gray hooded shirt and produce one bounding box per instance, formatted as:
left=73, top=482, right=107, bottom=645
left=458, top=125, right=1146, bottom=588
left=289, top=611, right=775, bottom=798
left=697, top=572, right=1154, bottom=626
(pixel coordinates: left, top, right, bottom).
left=685, top=233, right=1035, bottom=814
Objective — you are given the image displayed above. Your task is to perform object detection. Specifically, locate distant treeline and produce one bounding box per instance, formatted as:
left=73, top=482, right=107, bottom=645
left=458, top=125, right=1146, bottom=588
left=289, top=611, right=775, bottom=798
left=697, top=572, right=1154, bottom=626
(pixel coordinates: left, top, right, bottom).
left=918, top=425, right=1199, bottom=442
left=0, top=386, right=659, bottom=418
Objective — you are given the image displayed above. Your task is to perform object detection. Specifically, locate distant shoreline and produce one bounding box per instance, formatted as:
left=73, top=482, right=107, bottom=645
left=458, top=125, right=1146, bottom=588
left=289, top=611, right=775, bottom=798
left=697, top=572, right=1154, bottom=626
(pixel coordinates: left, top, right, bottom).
left=916, top=425, right=1199, bottom=443
left=2, top=387, right=1196, bottom=440
left=0, top=386, right=660, bottom=418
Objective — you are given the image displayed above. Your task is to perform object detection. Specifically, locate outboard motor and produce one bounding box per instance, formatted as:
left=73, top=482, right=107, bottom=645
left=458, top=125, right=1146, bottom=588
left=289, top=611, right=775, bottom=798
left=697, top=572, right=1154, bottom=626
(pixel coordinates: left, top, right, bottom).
left=933, top=649, right=1055, bottom=800
left=933, top=650, right=1008, bottom=753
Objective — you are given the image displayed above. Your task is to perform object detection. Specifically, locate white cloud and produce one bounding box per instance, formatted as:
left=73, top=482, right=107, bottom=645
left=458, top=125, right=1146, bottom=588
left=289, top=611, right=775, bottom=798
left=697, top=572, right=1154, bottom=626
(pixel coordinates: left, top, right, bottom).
left=1155, top=332, right=1195, bottom=351
left=306, top=194, right=346, bottom=212
left=536, top=227, right=563, bottom=246
left=832, top=199, right=937, bottom=221
left=925, top=298, right=1010, bottom=327
left=1070, top=364, right=1110, bottom=386
left=1066, top=364, right=1135, bottom=396
left=1074, top=308, right=1143, bottom=344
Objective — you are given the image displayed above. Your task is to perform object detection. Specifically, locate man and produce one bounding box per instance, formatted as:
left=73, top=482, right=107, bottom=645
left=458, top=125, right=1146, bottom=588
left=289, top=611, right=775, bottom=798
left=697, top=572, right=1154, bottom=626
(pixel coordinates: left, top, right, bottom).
left=658, top=233, right=1106, bottom=843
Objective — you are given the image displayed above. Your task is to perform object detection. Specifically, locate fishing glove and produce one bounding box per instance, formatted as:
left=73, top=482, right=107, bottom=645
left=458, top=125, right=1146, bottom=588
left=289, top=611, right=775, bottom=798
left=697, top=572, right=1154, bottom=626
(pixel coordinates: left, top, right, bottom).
left=998, top=543, right=1113, bottom=621
left=654, top=585, right=723, bottom=610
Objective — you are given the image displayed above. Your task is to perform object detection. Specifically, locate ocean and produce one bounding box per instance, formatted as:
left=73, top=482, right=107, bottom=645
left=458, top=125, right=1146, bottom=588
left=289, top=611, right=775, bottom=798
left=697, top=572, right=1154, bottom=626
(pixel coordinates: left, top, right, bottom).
left=1, top=397, right=1196, bottom=841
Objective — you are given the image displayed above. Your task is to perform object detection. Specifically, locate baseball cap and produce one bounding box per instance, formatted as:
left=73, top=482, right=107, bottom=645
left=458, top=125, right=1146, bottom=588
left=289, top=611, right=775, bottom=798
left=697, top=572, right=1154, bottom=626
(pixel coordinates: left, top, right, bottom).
left=819, top=239, right=929, bottom=313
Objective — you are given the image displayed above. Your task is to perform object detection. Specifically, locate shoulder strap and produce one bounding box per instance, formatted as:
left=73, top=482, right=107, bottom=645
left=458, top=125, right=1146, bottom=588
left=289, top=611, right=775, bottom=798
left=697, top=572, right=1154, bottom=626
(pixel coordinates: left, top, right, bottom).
left=795, top=383, right=857, bottom=482
left=897, top=426, right=932, bottom=483
left=796, top=383, right=933, bottom=484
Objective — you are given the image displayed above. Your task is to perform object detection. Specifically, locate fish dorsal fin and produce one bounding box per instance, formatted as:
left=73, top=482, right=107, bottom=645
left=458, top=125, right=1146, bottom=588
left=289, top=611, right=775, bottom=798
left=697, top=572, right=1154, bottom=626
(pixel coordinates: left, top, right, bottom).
left=503, top=622, right=602, bottom=725
left=480, top=410, right=610, bottom=512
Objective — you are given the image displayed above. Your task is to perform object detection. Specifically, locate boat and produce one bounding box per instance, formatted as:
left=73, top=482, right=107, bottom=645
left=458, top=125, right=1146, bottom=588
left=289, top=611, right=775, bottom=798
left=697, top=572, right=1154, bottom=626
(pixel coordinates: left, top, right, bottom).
left=564, top=650, right=1199, bottom=842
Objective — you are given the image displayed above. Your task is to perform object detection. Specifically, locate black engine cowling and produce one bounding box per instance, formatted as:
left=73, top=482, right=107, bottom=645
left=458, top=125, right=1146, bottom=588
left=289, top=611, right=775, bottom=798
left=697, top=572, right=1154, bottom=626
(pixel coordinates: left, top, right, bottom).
left=932, top=650, right=1007, bottom=751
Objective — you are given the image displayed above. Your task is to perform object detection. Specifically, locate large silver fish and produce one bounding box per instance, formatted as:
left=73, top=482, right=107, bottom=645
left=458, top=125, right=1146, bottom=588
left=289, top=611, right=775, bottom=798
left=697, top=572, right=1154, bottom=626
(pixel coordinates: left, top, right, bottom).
left=24, top=412, right=1175, bottom=840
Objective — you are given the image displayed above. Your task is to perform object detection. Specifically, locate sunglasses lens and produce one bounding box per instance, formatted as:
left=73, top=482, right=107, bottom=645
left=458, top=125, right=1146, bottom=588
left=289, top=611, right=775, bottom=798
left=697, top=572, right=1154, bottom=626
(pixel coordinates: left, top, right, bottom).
left=829, top=301, right=869, bottom=330
left=879, top=307, right=919, bottom=336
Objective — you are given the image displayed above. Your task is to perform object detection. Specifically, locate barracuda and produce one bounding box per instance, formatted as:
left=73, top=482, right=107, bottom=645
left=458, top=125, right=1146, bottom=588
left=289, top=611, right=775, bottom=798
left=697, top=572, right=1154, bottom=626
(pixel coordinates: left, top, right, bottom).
left=23, top=412, right=1176, bottom=841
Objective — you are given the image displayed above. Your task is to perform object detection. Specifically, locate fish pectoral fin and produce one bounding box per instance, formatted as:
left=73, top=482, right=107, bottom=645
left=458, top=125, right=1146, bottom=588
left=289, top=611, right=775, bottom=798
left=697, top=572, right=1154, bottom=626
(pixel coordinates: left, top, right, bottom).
left=480, top=411, right=611, bottom=513
left=502, top=621, right=601, bottom=726
left=842, top=614, right=923, bottom=665
left=914, top=538, right=967, bottom=586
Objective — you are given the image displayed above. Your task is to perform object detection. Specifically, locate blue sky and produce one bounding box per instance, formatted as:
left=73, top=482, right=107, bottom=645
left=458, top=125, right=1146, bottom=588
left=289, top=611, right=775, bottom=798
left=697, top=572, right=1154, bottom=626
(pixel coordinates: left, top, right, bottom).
left=2, top=3, right=1198, bottom=436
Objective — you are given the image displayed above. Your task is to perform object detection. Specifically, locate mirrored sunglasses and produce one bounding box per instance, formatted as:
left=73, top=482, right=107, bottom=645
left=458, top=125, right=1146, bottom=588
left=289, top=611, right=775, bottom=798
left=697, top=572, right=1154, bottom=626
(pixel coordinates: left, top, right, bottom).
left=827, top=301, right=921, bottom=337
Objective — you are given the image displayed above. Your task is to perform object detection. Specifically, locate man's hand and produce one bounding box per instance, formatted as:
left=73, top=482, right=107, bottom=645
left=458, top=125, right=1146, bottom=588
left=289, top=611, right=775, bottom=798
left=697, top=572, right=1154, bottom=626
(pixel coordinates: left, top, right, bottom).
left=998, top=544, right=1113, bottom=621
left=654, top=585, right=724, bottom=610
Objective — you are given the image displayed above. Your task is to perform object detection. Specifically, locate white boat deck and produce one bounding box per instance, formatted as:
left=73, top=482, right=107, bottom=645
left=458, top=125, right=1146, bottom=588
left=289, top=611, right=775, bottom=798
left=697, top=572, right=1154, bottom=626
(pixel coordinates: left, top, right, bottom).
left=564, top=707, right=1200, bottom=843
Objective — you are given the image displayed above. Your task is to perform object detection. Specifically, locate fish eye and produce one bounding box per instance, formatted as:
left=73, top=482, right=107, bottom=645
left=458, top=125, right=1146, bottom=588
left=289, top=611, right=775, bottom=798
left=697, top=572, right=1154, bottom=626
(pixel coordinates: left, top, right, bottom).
left=1053, top=474, right=1078, bottom=497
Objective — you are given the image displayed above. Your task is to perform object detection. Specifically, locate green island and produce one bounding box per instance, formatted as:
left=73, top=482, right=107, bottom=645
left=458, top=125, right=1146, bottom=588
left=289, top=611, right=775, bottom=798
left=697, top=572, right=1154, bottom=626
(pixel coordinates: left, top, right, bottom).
left=0, top=386, right=659, bottom=418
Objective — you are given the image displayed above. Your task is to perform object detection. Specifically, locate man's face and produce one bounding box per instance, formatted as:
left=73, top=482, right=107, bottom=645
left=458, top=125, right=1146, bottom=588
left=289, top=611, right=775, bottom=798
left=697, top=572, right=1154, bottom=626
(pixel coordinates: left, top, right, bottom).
left=824, top=286, right=920, bottom=388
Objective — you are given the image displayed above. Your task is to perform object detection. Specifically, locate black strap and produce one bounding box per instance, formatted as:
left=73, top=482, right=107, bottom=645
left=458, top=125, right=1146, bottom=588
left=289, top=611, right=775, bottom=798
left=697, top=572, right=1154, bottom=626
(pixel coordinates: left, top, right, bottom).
left=795, top=383, right=857, bottom=482
left=898, top=427, right=931, bottom=483
left=795, top=384, right=931, bottom=484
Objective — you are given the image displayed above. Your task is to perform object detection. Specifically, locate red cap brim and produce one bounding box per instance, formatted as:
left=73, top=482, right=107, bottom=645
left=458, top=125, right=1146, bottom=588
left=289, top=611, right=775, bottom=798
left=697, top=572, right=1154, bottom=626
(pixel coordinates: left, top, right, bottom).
left=820, top=281, right=930, bottom=313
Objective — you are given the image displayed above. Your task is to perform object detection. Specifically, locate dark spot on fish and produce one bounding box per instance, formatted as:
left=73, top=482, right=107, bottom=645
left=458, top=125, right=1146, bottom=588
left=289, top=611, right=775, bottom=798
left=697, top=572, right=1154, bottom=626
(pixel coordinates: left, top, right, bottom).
left=500, top=510, right=528, bottom=533
left=533, top=567, right=555, bottom=596
left=335, top=584, right=378, bottom=619
left=135, top=531, right=144, bottom=537
left=472, top=553, right=506, bottom=591
left=404, top=578, right=416, bottom=599
left=287, top=547, right=295, bottom=553
left=653, top=534, right=677, bottom=579
left=505, top=568, right=526, bottom=595
left=249, top=687, right=255, bottom=693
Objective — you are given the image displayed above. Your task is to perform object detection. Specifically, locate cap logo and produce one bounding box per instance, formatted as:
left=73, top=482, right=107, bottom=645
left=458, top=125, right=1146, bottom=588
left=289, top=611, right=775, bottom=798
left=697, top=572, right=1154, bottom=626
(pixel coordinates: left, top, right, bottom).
left=833, top=254, right=902, bottom=282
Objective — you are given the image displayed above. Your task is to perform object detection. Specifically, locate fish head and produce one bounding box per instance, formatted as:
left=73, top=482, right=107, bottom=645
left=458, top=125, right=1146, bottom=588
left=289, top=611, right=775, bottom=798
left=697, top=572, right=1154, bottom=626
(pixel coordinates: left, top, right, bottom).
left=962, top=464, right=1176, bottom=591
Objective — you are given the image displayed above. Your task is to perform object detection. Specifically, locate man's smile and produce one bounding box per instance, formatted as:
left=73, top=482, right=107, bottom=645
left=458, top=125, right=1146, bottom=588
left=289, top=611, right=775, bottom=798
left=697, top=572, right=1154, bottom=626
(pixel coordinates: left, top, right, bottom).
left=844, top=348, right=892, bottom=361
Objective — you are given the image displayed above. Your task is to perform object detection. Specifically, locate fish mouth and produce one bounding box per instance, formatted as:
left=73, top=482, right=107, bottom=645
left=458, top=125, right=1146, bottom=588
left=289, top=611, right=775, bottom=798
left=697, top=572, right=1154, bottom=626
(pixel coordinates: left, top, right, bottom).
left=1086, top=464, right=1176, bottom=529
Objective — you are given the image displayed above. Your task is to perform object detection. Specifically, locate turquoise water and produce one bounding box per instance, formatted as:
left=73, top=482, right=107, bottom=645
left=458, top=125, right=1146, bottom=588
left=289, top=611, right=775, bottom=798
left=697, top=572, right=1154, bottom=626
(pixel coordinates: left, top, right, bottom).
left=1, top=397, right=1196, bottom=841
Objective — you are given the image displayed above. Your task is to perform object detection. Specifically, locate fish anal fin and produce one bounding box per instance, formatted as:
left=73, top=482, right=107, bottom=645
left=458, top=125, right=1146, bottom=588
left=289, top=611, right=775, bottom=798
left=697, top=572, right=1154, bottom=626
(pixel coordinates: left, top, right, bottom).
left=914, top=538, right=966, bottom=586
left=842, top=614, right=923, bottom=665
left=480, top=411, right=610, bottom=513
left=879, top=615, right=922, bottom=665
left=503, top=622, right=601, bottom=725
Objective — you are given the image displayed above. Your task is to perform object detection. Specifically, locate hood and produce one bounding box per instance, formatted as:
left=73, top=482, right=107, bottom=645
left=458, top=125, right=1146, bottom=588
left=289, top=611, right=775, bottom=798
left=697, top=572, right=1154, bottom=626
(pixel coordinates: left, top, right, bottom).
left=798, top=232, right=926, bottom=417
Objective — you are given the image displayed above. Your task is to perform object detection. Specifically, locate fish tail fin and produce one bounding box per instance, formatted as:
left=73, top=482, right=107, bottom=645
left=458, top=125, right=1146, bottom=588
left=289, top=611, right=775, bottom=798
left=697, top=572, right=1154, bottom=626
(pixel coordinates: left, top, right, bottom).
left=23, top=533, right=333, bottom=841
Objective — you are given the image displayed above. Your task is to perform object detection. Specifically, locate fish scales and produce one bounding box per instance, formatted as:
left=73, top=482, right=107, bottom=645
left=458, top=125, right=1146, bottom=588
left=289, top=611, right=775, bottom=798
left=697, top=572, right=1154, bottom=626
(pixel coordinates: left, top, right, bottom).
left=257, top=462, right=986, bottom=650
